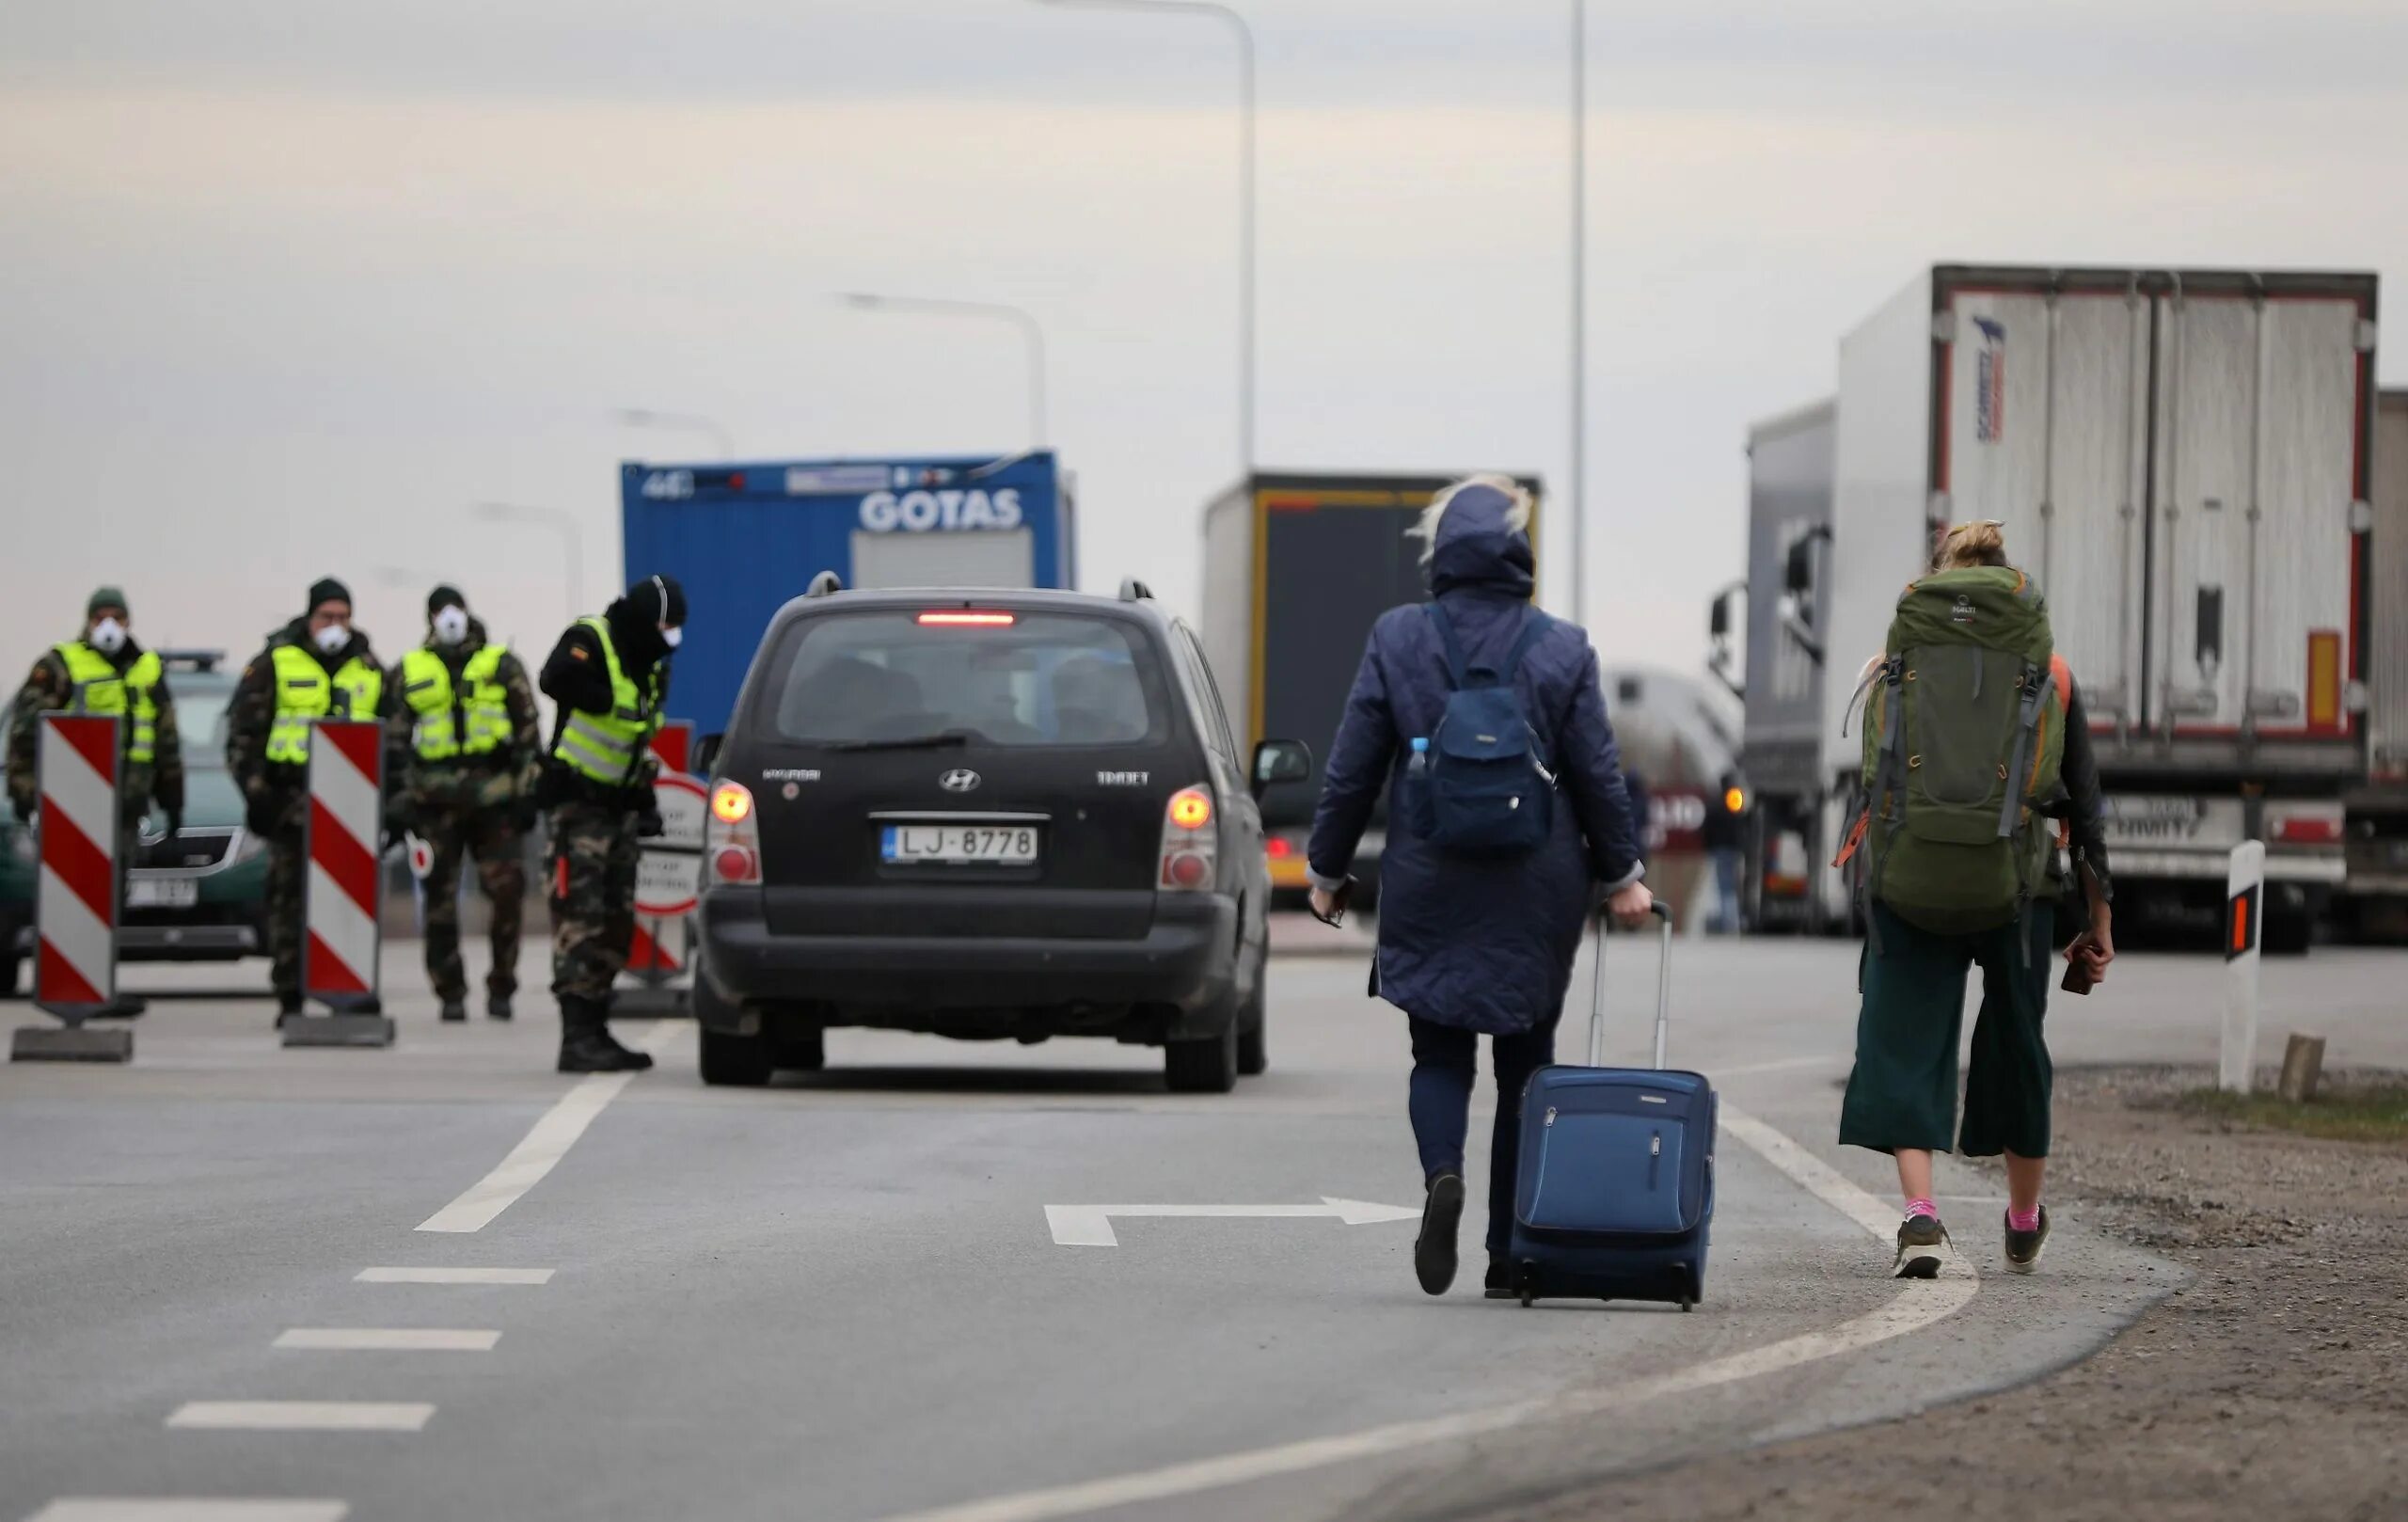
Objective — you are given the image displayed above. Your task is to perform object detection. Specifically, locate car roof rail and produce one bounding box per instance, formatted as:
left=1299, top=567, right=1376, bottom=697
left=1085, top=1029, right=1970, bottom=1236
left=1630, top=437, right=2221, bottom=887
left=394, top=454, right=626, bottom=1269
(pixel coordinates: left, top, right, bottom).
left=1118, top=578, right=1152, bottom=603
left=805, top=570, right=845, bottom=598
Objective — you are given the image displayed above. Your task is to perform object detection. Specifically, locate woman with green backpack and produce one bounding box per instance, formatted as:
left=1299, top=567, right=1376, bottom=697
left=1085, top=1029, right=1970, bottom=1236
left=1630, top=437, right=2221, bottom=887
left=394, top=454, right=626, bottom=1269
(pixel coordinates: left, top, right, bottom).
left=1835, top=520, right=2115, bottom=1278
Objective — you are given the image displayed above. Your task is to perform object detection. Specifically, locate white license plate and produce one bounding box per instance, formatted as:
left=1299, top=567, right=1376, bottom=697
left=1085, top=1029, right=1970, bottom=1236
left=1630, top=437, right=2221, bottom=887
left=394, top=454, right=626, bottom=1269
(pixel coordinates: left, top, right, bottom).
left=880, top=824, right=1040, bottom=865
left=127, top=877, right=198, bottom=909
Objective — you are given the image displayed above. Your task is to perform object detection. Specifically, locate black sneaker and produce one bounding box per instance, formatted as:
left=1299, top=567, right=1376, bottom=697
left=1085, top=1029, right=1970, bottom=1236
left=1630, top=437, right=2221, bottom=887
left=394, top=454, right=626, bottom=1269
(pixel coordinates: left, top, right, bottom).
left=1893, top=1213, right=1948, bottom=1278
left=2004, top=1208, right=2051, bottom=1275
left=1483, top=1251, right=1514, bottom=1300
left=439, top=999, right=467, bottom=1023
left=486, top=993, right=514, bottom=1022
left=1415, top=1171, right=1465, bottom=1296
left=275, top=993, right=302, bottom=1030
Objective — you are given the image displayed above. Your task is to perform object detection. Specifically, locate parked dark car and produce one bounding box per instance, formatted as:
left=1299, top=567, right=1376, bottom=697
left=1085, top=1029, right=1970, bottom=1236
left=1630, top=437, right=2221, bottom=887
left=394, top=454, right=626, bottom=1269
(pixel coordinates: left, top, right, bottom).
left=690, top=579, right=1309, bottom=1092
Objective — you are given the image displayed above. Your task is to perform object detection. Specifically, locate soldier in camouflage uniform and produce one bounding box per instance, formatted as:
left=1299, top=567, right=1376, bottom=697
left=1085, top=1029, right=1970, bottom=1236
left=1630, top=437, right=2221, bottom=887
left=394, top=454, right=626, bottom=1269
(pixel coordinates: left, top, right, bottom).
left=536, top=575, right=683, bottom=1073
left=387, top=585, right=542, bottom=1022
left=7, top=587, right=184, bottom=847
left=225, top=577, right=392, bottom=1022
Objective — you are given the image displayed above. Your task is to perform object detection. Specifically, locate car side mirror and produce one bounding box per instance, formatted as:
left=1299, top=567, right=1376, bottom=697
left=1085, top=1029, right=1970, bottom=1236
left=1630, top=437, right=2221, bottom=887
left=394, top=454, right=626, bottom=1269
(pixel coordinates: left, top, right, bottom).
left=1783, top=537, right=1814, bottom=595
left=694, top=732, right=725, bottom=775
left=1708, top=591, right=1732, bottom=640
left=1250, top=738, right=1311, bottom=799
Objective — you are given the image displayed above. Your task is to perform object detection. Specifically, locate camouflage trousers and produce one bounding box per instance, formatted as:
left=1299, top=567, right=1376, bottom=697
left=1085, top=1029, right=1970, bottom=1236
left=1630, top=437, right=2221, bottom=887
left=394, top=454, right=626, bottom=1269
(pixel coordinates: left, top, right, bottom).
left=261, top=791, right=308, bottom=1001
left=420, top=802, right=526, bottom=1002
left=548, top=801, right=640, bottom=1004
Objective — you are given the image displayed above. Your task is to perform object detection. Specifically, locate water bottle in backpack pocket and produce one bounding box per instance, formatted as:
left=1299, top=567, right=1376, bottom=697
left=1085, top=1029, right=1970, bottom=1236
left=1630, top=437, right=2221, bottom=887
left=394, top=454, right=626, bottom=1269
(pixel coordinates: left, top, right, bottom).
left=1409, top=603, right=1558, bottom=857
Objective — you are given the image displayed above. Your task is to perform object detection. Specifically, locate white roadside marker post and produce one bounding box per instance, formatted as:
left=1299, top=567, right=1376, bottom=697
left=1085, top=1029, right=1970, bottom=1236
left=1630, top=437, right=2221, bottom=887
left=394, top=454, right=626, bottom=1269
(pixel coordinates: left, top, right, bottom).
left=2219, top=840, right=2265, bottom=1094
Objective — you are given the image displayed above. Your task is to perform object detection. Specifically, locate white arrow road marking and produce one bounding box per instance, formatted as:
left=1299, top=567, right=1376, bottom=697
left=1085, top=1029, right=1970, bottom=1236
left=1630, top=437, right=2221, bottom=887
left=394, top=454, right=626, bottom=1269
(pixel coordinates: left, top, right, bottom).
left=353, top=1267, right=553, bottom=1285
left=1044, top=1197, right=1421, bottom=1247
left=166, top=1403, right=434, bottom=1433
left=885, top=1102, right=1975, bottom=1522
left=24, top=1504, right=349, bottom=1522
left=413, top=1023, right=688, bottom=1234
left=272, top=1329, right=499, bottom=1352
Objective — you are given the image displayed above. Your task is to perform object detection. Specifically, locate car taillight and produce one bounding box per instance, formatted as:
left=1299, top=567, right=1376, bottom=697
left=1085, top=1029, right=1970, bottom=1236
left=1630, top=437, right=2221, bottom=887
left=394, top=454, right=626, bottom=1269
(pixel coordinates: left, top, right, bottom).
left=706, top=781, right=761, bottom=885
left=916, top=610, right=1016, bottom=627
left=2269, top=808, right=2343, bottom=847
left=1159, top=784, right=1218, bottom=892
left=1265, top=836, right=1292, bottom=859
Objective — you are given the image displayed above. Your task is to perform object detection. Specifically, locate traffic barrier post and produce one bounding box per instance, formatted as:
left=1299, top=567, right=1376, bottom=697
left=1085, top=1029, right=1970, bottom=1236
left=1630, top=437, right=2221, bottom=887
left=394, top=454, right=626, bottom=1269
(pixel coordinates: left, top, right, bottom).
left=618, top=762, right=706, bottom=1018
left=14, top=714, right=134, bottom=1062
left=284, top=719, right=395, bottom=1048
left=2219, top=840, right=2265, bottom=1093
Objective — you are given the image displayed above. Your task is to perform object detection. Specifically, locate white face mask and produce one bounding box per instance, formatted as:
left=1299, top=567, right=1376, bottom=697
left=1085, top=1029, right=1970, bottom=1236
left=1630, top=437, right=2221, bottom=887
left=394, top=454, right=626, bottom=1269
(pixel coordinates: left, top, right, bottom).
left=433, top=607, right=469, bottom=646
left=660, top=625, right=683, bottom=650
left=313, top=622, right=351, bottom=655
left=88, top=617, right=128, bottom=655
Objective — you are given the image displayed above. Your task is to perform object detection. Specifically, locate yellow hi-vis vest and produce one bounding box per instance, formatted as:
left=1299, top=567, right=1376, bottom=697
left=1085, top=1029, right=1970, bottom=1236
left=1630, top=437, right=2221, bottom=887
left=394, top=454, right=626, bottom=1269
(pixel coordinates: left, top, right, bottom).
left=550, top=617, right=660, bottom=785
left=265, top=642, right=385, bottom=765
left=399, top=644, right=512, bottom=760
left=55, top=642, right=164, bottom=764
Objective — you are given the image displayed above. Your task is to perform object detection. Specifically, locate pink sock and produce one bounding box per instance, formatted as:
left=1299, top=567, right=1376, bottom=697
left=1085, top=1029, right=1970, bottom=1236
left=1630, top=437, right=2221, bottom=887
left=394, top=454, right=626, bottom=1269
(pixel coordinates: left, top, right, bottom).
left=2008, top=1205, right=2042, bottom=1231
left=1904, top=1197, right=1937, bottom=1221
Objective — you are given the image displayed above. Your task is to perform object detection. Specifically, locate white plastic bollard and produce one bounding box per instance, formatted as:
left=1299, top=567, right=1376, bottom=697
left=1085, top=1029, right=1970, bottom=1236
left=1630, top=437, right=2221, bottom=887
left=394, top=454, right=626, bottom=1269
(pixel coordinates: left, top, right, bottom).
left=2219, top=840, right=2265, bottom=1094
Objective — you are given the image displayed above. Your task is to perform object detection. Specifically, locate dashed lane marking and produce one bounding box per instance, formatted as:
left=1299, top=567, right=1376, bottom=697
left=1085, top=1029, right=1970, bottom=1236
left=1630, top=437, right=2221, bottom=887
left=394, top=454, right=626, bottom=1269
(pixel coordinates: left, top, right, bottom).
left=871, top=1100, right=1978, bottom=1522
left=271, top=1329, right=499, bottom=1352
left=22, top=1504, right=348, bottom=1522
left=412, top=1022, right=686, bottom=1234
left=353, top=1267, right=554, bottom=1285
left=164, top=1403, right=434, bottom=1434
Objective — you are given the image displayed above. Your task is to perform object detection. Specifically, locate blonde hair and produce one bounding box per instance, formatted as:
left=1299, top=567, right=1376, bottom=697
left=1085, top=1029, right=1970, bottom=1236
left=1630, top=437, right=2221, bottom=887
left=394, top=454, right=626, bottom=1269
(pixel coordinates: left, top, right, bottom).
left=1409, top=472, right=1532, bottom=566
left=1933, top=518, right=2010, bottom=572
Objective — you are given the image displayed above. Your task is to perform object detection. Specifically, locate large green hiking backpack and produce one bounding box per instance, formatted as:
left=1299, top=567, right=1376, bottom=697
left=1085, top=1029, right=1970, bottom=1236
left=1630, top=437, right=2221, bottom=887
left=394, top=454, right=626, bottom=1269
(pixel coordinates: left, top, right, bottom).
left=1839, top=566, right=2068, bottom=938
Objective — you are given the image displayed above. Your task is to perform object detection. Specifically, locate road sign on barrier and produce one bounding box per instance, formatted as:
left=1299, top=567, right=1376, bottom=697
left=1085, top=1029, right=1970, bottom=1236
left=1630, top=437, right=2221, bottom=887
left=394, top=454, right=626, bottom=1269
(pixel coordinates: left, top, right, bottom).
left=302, top=720, right=385, bottom=1014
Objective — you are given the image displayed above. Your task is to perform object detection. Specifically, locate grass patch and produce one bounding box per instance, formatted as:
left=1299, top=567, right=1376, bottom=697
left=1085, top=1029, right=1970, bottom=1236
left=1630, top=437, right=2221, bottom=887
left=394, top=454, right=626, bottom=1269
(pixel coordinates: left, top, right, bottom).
left=2180, top=1084, right=2408, bottom=1144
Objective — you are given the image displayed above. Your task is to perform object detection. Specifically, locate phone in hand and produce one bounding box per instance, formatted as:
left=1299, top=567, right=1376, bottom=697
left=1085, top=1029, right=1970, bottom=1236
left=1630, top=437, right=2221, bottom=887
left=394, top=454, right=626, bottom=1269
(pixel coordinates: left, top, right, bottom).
left=1311, top=876, right=1357, bottom=928
left=2060, top=933, right=2099, bottom=996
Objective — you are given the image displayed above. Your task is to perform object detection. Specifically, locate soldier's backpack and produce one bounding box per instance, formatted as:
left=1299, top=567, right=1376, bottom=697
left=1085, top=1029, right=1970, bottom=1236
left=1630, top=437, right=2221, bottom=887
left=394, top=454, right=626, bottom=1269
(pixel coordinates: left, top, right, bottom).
left=1836, top=566, right=2069, bottom=941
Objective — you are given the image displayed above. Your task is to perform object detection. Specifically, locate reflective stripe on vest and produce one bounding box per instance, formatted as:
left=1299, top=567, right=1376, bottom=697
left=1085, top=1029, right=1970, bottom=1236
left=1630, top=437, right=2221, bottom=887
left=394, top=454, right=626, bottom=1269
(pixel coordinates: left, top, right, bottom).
left=55, top=642, right=164, bottom=764
left=549, top=616, right=659, bottom=785
left=401, top=644, right=512, bottom=760
left=265, top=643, right=386, bottom=765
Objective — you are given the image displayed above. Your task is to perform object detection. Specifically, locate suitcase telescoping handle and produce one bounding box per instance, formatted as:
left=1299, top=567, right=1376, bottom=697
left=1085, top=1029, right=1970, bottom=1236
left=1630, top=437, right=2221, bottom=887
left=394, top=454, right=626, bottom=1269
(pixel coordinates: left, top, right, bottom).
left=1588, top=899, right=1674, bottom=1070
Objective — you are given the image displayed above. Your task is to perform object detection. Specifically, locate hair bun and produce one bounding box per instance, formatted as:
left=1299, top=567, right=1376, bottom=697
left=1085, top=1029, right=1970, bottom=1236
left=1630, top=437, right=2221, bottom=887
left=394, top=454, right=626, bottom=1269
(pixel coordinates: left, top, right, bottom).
left=1935, top=519, right=2008, bottom=571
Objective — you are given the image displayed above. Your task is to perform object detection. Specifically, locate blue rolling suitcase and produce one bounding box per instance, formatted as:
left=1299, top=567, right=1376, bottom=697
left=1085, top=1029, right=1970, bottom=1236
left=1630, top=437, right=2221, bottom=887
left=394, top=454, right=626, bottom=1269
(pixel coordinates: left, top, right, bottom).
left=1508, top=901, right=1717, bottom=1309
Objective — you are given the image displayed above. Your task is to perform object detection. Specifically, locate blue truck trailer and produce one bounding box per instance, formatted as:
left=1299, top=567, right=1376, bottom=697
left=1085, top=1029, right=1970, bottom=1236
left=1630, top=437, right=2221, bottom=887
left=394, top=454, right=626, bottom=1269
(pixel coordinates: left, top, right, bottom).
left=620, top=451, right=1076, bottom=736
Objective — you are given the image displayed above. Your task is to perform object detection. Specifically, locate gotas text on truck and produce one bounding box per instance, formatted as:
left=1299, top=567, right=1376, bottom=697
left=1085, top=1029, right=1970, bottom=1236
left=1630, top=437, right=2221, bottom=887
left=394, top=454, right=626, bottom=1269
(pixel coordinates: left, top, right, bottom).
left=858, top=487, right=1023, bottom=532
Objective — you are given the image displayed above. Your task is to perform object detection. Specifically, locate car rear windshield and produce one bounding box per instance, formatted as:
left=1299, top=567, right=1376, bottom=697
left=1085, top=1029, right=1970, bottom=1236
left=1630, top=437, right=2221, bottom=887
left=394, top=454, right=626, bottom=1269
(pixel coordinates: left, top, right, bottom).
left=762, top=610, right=1172, bottom=749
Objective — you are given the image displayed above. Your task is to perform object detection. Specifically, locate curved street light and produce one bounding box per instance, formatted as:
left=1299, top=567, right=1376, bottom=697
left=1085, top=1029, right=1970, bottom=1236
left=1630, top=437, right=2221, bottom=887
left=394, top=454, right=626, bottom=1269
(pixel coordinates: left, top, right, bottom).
left=617, top=407, right=736, bottom=459
left=837, top=292, right=1050, bottom=450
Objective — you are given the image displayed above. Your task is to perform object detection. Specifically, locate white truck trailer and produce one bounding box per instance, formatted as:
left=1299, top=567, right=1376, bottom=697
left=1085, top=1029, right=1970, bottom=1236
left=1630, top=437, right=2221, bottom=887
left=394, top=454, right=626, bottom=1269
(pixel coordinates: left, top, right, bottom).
left=1784, top=264, right=2379, bottom=950
left=2342, top=389, right=2408, bottom=938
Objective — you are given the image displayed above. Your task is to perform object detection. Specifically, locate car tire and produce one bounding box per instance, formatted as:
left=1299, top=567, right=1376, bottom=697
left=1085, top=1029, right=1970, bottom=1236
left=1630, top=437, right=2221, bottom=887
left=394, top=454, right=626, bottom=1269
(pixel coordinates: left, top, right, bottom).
left=699, top=1025, right=774, bottom=1087
left=1, top=948, right=20, bottom=1000
left=776, top=1024, right=827, bottom=1073
left=1235, top=975, right=1268, bottom=1078
left=1164, top=1018, right=1238, bottom=1094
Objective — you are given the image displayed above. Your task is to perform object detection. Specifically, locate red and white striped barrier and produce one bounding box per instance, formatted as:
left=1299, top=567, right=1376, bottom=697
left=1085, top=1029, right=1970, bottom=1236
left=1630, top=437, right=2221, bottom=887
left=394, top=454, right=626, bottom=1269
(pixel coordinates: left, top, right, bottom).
left=33, top=714, right=121, bottom=1019
left=303, top=720, right=384, bottom=1010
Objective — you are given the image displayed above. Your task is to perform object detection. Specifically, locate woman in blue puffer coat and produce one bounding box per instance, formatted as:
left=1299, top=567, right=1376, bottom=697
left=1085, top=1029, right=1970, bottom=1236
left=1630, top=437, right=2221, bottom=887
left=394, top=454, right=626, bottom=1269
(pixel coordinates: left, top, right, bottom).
left=1307, top=474, right=1654, bottom=1298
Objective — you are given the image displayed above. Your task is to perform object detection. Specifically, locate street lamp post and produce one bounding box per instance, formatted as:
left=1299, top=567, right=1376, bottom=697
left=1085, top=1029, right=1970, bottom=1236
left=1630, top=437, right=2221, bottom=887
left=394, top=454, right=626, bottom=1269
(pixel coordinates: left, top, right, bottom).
left=837, top=293, right=1051, bottom=450
left=472, top=502, right=586, bottom=623
left=1569, top=0, right=1587, bottom=628
left=1030, top=0, right=1254, bottom=479
left=617, top=407, right=736, bottom=459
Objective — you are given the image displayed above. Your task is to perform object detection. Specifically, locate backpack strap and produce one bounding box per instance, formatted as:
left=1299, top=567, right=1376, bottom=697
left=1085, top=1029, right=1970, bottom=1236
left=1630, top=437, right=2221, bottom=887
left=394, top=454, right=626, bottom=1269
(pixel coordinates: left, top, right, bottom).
left=1422, top=603, right=1471, bottom=689
left=1497, top=609, right=1553, bottom=682
left=1998, top=660, right=2054, bottom=839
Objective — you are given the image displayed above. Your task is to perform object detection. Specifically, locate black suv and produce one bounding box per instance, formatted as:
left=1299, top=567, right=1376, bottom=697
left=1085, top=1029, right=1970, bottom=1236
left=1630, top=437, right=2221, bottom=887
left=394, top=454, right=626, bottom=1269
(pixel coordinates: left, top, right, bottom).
left=691, top=579, right=1309, bottom=1092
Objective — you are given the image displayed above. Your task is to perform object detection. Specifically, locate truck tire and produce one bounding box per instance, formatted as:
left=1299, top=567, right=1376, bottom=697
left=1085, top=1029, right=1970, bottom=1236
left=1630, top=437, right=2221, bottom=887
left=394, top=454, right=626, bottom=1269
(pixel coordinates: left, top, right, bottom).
left=1165, top=1019, right=1239, bottom=1094
left=1, top=948, right=19, bottom=999
left=700, top=1025, right=775, bottom=1087
left=2263, top=904, right=2314, bottom=958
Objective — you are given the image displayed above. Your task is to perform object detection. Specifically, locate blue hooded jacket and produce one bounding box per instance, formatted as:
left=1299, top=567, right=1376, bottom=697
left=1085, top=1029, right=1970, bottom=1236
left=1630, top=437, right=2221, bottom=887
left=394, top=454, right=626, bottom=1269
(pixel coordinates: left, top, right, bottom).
left=1305, top=484, right=1645, bottom=1036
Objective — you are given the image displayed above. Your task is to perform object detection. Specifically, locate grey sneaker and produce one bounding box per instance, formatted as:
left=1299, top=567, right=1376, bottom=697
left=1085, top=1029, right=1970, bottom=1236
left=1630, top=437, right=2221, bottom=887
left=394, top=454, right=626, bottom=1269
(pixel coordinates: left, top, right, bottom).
left=1893, top=1213, right=1948, bottom=1278
left=2004, top=1208, right=2051, bottom=1275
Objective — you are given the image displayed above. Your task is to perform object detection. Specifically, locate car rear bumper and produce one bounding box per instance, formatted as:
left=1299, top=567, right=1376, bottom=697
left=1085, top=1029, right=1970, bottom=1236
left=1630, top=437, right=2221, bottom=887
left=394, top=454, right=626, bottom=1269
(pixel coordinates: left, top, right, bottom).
left=696, top=887, right=1239, bottom=1037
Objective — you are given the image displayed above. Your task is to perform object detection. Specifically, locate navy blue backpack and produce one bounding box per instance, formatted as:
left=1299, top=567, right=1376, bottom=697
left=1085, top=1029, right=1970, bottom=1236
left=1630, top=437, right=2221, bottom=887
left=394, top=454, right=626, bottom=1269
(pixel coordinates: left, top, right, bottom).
left=1411, top=603, right=1557, bottom=857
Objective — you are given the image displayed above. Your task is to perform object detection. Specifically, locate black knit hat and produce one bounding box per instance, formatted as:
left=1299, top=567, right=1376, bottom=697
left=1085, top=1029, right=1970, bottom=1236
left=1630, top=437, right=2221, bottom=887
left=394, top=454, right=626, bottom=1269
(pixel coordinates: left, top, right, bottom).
left=307, top=577, right=353, bottom=614
left=426, top=583, right=467, bottom=616
left=626, top=573, right=687, bottom=628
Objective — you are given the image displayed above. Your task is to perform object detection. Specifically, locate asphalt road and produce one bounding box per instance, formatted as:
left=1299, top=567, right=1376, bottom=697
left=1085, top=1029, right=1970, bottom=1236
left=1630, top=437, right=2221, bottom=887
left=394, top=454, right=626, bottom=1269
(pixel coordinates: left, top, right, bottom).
left=6, top=929, right=2400, bottom=1522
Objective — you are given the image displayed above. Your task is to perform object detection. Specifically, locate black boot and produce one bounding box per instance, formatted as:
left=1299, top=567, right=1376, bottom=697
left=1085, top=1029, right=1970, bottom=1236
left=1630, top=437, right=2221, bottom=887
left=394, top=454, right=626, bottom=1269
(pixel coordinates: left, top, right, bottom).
left=275, top=991, right=302, bottom=1030
left=439, top=998, right=467, bottom=1023
left=1484, top=1251, right=1514, bottom=1300
left=486, top=991, right=514, bottom=1022
left=557, top=997, right=654, bottom=1073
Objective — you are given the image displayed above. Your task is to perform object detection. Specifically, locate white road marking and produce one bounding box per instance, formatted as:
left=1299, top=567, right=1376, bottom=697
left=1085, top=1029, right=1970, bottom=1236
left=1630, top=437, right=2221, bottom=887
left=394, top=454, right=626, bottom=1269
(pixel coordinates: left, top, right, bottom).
left=1044, top=1197, right=1420, bottom=1247
left=24, top=1503, right=348, bottom=1522
left=166, top=1403, right=433, bottom=1433
left=1710, top=1054, right=1846, bottom=1078
left=353, top=1267, right=554, bottom=1285
left=413, top=1023, right=682, bottom=1234
left=880, top=1101, right=1977, bottom=1522
left=272, top=1328, right=499, bottom=1352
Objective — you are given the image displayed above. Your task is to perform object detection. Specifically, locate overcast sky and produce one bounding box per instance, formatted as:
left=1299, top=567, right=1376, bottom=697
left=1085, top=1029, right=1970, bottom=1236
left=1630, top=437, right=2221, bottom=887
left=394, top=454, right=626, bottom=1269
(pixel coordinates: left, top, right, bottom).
left=5, top=0, right=2406, bottom=710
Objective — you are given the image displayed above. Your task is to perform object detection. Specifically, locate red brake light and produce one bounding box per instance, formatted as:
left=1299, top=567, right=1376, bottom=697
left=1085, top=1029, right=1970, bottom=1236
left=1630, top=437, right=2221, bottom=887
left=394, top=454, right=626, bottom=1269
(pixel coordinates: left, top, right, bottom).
left=1264, top=836, right=1292, bottom=859
left=713, top=847, right=759, bottom=885
left=1164, top=851, right=1212, bottom=889
left=917, top=610, right=1016, bottom=627
left=2272, top=815, right=2342, bottom=846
